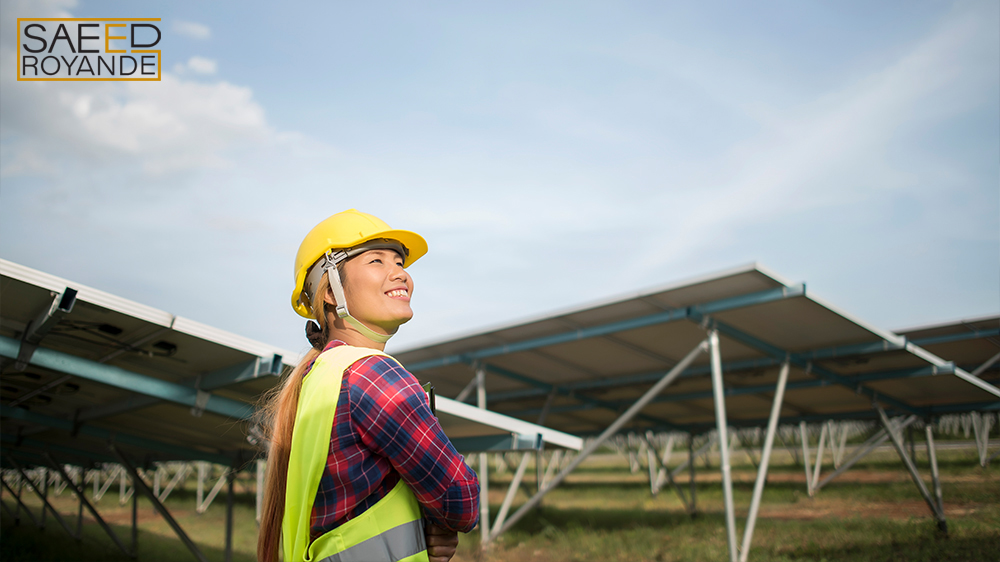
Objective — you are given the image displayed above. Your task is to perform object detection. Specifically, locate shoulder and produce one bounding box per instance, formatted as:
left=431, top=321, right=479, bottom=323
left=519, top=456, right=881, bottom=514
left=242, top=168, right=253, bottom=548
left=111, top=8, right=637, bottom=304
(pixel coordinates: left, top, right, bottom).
left=345, top=354, right=422, bottom=396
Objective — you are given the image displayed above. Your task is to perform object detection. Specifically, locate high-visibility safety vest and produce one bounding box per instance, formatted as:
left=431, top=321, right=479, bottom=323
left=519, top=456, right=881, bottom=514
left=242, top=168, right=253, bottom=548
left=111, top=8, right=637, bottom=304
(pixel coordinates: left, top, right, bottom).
left=283, top=345, right=430, bottom=562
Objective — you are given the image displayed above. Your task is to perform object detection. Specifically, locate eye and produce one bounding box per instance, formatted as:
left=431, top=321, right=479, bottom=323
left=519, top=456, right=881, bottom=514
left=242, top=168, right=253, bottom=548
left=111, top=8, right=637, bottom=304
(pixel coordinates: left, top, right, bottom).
left=369, top=258, right=383, bottom=264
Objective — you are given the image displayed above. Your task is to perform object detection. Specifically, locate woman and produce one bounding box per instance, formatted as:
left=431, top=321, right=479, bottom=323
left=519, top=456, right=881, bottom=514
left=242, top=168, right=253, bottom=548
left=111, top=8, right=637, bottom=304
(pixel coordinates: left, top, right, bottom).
left=257, top=209, right=480, bottom=562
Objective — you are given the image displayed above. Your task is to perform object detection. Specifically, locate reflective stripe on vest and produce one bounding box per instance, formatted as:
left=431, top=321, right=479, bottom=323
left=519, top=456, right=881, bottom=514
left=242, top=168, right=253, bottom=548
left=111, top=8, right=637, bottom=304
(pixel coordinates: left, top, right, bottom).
left=317, top=518, right=424, bottom=562
left=283, top=345, right=429, bottom=562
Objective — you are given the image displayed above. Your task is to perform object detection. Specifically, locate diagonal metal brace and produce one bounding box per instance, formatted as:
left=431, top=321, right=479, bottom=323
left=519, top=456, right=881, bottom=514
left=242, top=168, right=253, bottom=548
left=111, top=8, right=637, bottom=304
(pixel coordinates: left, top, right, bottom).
left=873, top=402, right=948, bottom=533
left=44, top=454, right=134, bottom=558
left=110, top=445, right=210, bottom=562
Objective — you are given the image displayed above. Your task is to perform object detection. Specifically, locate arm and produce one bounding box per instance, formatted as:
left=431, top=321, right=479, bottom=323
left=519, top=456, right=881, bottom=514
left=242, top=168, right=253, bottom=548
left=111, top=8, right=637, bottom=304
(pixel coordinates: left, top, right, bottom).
left=348, top=355, right=480, bottom=533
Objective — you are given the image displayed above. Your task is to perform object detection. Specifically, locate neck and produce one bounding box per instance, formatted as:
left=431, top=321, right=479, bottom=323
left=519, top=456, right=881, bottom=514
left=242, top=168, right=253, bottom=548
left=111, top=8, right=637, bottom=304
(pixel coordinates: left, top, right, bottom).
left=326, top=316, right=389, bottom=351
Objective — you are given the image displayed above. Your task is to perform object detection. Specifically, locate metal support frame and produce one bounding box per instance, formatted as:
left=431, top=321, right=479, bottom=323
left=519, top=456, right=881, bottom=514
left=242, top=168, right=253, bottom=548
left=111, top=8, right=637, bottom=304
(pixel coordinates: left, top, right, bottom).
left=475, top=365, right=490, bottom=548
left=738, top=361, right=790, bottom=562
left=688, top=435, right=698, bottom=516
left=925, top=424, right=944, bottom=516
left=708, top=331, right=738, bottom=562
left=225, top=469, right=235, bottom=562
left=800, top=421, right=814, bottom=497
left=970, top=412, right=993, bottom=467
left=663, top=433, right=716, bottom=491
left=156, top=462, right=191, bottom=502
left=810, top=422, right=829, bottom=493
left=1, top=471, right=41, bottom=527
left=12, top=288, right=77, bottom=371
left=816, top=415, right=919, bottom=491
left=0, top=335, right=253, bottom=421
left=197, top=465, right=231, bottom=514
left=111, top=445, right=210, bottom=562
left=873, top=403, right=947, bottom=533
left=491, top=336, right=709, bottom=540
left=256, top=459, right=265, bottom=524
left=119, top=465, right=134, bottom=505
left=641, top=432, right=690, bottom=512
left=95, top=465, right=121, bottom=501
left=833, top=422, right=849, bottom=468
left=43, top=454, right=134, bottom=558
left=539, top=450, right=562, bottom=490
left=491, top=452, right=532, bottom=536
left=131, top=476, right=139, bottom=554
left=9, top=457, right=78, bottom=540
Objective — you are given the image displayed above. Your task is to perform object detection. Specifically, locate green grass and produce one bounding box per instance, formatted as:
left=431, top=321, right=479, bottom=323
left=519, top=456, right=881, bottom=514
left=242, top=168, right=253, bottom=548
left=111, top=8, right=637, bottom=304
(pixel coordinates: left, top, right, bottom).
left=2, top=443, right=997, bottom=562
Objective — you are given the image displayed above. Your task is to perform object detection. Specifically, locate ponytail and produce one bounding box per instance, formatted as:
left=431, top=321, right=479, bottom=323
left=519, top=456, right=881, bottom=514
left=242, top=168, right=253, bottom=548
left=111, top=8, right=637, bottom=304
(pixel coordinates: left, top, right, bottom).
left=257, top=273, right=332, bottom=562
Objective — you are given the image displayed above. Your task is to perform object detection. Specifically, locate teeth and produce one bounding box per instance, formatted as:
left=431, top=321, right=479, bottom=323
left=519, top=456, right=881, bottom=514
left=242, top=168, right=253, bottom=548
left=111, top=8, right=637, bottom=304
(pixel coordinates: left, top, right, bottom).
left=387, top=289, right=408, bottom=298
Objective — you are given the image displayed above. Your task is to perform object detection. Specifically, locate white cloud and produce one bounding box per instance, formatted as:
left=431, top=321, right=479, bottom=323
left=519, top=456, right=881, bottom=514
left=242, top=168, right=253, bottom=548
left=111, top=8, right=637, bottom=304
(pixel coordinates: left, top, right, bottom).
left=185, top=56, right=217, bottom=75
left=174, top=20, right=211, bottom=40
left=0, top=62, right=269, bottom=178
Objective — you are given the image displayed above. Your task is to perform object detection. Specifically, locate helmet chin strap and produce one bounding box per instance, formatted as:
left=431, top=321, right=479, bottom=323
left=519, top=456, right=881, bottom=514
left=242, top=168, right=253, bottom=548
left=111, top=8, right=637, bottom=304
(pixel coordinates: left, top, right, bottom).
left=324, top=259, right=393, bottom=344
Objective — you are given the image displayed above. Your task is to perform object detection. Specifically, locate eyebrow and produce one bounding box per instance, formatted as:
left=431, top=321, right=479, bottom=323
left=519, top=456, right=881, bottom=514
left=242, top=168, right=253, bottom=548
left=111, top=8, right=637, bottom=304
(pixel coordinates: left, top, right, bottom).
left=365, top=249, right=404, bottom=260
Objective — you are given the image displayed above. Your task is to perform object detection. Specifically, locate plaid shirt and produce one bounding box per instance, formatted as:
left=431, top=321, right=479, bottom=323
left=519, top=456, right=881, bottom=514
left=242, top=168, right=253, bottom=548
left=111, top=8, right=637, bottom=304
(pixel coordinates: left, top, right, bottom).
left=308, top=340, right=480, bottom=538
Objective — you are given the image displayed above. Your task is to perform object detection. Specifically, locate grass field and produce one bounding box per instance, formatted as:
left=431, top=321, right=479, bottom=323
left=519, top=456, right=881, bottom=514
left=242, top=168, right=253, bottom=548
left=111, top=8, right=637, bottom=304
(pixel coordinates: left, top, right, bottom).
left=2, top=443, right=997, bottom=562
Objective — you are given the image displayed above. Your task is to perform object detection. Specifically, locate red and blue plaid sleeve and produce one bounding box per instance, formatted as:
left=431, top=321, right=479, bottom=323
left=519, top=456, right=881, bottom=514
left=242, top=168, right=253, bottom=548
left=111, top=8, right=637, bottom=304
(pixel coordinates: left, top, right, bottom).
left=348, top=355, right=480, bottom=532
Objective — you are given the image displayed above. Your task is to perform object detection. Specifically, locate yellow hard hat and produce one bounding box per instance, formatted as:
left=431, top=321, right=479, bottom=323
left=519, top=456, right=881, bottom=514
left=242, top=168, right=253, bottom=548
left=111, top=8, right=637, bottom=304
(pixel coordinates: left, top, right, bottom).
left=291, top=209, right=427, bottom=319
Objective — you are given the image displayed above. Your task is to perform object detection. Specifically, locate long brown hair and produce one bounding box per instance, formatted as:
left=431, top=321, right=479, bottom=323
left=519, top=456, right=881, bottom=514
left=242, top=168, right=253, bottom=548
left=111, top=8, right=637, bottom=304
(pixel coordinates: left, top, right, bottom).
left=256, top=272, right=333, bottom=562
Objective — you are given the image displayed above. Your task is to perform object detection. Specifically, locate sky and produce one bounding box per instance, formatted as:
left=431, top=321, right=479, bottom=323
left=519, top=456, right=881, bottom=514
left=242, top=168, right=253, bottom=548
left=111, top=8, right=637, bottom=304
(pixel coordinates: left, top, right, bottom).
left=1, top=0, right=997, bottom=358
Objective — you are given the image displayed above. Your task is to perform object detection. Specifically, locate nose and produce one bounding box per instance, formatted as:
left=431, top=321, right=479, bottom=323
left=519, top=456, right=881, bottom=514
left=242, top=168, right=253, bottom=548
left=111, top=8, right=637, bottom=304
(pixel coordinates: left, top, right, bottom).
left=390, top=264, right=409, bottom=283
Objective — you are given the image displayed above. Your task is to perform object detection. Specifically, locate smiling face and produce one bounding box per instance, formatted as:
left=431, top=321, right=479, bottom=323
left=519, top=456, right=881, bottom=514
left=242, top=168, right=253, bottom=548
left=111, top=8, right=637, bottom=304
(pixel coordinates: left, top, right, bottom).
left=325, top=248, right=414, bottom=339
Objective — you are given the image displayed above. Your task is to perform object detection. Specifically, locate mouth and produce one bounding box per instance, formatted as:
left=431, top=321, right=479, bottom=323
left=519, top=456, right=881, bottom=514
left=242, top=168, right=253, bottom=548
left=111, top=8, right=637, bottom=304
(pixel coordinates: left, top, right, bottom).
left=385, top=288, right=409, bottom=300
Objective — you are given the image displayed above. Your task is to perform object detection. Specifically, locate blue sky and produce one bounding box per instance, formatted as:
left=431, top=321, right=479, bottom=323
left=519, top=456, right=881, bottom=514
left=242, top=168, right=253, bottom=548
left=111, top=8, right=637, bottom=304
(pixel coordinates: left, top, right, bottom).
left=1, top=0, right=997, bottom=357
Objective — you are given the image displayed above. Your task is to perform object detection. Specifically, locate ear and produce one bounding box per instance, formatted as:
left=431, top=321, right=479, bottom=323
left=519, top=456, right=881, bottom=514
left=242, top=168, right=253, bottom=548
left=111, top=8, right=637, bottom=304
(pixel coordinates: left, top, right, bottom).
left=323, top=287, right=337, bottom=306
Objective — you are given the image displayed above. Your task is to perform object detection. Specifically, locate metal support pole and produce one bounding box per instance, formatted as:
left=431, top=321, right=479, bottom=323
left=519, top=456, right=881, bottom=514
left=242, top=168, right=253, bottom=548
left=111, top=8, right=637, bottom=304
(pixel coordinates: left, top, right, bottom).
left=132, top=477, right=139, bottom=554
left=16, top=471, right=24, bottom=523
left=43, top=454, right=133, bottom=558
left=647, top=436, right=658, bottom=494
left=708, top=330, right=738, bottom=562
left=800, top=421, right=813, bottom=496
left=689, top=434, right=697, bottom=516
left=111, top=445, right=210, bottom=562
left=476, top=365, right=490, bottom=548
left=925, top=424, right=944, bottom=515
left=494, top=338, right=709, bottom=538
left=816, top=415, right=919, bottom=491
left=225, top=470, right=235, bottom=562
left=811, top=422, right=828, bottom=493
left=197, top=462, right=207, bottom=508
left=75, top=468, right=84, bottom=538
left=907, top=425, right=916, bottom=464
left=834, top=422, right=849, bottom=468
left=41, top=467, right=48, bottom=528
left=873, top=404, right=947, bottom=533
left=971, top=412, right=988, bottom=467
left=256, top=459, right=265, bottom=524
left=490, top=453, right=532, bottom=538
left=739, top=361, right=790, bottom=562
left=1, top=473, right=40, bottom=527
